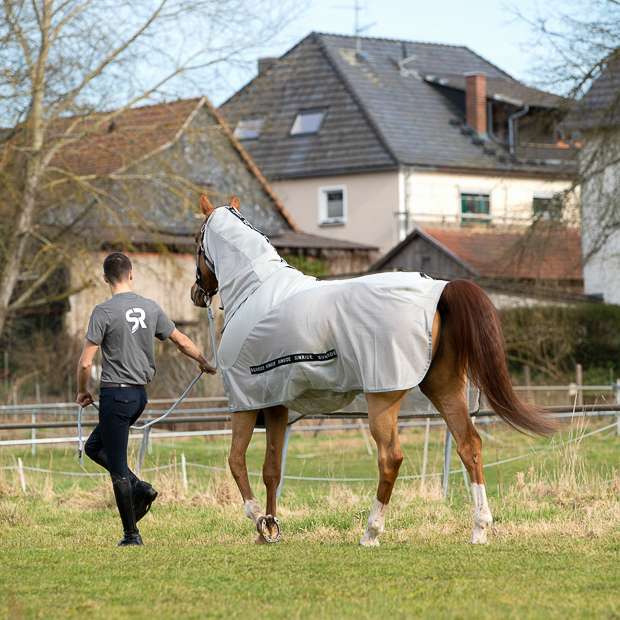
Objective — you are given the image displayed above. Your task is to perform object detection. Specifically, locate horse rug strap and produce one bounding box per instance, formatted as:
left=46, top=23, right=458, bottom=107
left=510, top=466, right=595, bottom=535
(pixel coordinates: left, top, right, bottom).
left=205, top=208, right=448, bottom=416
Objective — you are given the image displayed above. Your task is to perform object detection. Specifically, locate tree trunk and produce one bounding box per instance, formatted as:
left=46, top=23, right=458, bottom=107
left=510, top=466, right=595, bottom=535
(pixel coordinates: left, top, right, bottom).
left=0, top=1, right=51, bottom=339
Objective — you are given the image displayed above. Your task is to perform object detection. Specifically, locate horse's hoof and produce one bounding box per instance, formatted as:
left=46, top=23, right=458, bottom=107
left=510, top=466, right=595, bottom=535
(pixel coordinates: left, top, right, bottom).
left=257, top=515, right=282, bottom=543
left=359, top=535, right=380, bottom=547
left=470, top=532, right=489, bottom=545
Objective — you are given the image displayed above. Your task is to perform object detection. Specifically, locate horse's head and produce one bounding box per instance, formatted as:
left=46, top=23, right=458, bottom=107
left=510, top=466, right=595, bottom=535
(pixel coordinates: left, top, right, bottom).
left=190, top=194, right=241, bottom=308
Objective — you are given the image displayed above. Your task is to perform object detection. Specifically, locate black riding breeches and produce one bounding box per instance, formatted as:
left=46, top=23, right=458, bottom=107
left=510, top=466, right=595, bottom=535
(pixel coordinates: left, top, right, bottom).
left=84, top=386, right=148, bottom=477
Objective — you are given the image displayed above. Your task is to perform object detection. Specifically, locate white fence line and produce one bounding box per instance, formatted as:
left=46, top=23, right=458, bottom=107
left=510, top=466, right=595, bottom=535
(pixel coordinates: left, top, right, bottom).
left=2, top=407, right=618, bottom=449
left=2, top=421, right=616, bottom=486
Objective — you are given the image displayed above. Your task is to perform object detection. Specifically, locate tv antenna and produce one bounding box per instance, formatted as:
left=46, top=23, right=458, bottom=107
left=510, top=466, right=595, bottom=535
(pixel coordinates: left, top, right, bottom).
left=334, top=0, right=377, bottom=56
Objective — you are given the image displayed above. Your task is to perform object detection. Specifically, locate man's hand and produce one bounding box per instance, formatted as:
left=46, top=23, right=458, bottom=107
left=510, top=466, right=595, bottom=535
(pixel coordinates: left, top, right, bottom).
left=198, top=355, right=217, bottom=375
left=76, top=389, right=94, bottom=407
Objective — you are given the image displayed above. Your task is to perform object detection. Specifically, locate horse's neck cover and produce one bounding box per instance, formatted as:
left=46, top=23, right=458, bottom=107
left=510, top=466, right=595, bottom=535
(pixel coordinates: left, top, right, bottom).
left=203, top=207, right=288, bottom=324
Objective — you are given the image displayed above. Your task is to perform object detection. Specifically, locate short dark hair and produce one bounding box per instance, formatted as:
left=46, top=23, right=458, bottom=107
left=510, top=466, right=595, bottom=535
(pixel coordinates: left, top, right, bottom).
left=103, top=253, right=132, bottom=284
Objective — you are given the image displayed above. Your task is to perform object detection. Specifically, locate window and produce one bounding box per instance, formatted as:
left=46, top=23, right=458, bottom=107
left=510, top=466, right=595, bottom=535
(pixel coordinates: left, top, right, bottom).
left=290, top=109, right=326, bottom=136
left=533, top=194, right=561, bottom=219
left=318, top=185, right=346, bottom=225
left=233, top=118, right=264, bottom=140
left=461, top=192, right=490, bottom=225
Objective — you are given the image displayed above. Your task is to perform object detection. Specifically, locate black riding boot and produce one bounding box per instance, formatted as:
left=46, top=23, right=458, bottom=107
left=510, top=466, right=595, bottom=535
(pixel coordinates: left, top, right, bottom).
left=111, top=474, right=144, bottom=546
left=91, top=448, right=157, bottom=522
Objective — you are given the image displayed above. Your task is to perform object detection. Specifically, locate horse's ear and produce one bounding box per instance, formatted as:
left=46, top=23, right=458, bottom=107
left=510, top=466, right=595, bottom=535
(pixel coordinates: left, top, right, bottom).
left=229, top=196, right=240, bottom=212
left=200, top=194, right=215, bottom=217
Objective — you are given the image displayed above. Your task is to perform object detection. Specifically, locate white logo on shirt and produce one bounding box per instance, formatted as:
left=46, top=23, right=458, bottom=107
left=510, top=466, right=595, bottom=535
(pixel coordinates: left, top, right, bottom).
left=126, top=308, right=147, bottom=334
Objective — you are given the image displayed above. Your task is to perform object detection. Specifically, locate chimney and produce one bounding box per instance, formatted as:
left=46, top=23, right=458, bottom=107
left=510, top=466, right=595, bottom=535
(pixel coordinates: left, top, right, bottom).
left=258, top=58, right=276, bottom=76
left=464, top=72, right=487, bottom=135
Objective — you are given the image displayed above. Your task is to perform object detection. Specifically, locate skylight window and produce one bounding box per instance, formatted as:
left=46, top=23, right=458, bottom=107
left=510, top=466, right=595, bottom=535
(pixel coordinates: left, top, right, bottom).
left=233, top=118, right=264, bottom=140
left=290, top=109, right=326, bottom=136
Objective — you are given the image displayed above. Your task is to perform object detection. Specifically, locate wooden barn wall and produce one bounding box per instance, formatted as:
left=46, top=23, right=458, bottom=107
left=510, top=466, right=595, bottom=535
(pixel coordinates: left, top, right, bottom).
left=380, top=237, right=472, bottom=278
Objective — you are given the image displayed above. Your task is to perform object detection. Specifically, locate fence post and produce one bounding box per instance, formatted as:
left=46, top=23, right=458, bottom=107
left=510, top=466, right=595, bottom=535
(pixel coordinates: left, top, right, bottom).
left=32, top=381, right=40, bottom=456
left=576, top=363, right=583, bottom=407
left=421, top=417, right=430, bottom=488
left=147, top=412, right=153, bottom=455
left=17, top=457, right=26, bottom=493
left=442, top=427, right=452, bottom=499
left=136, top=428, right=150, bottom=476
left=615, top=380, right=620, bottom=436
left=276, top=425, right=292, bottom=500
left=3, top=351, right=7, bottom=395
left=358, top=419, right=373, bottom=456
left=181, top=452, right=188, bottom=492
left=524, top=365, right=532, bottom=404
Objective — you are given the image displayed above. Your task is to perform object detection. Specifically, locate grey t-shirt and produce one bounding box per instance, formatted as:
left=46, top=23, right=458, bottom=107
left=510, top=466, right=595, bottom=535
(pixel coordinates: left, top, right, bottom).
left=86, top=292, right=175, bottom=385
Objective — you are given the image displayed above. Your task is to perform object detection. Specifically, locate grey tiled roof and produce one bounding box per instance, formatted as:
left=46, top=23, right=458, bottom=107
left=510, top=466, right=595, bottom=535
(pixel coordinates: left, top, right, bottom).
left=220, top=35, right=395, bottom=178
left=89, top=227, right=375, bottom=252
left=265, top=229, right=377, bottom=251
left=220, top=33, right=577, bottom=178
left=566, top=62, right=620, bottom=129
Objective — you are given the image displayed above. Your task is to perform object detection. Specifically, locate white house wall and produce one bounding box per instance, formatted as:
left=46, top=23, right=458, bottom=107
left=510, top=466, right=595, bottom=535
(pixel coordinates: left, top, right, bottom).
left=271, top=171, right=400, bottom=254
left=580, top=147, right=620, bottom=305
left=271, top=170, right=575, bottom=255
left=404, top=170, right=575, bottom=232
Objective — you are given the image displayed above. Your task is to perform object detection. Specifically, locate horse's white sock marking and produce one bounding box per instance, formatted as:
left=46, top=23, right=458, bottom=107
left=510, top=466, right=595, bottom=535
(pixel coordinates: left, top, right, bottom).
left=470, top=483, right=492, bottom=544
left=359, top=497, right=388, bottom=547
left=244, top=499, right=263, bottom=525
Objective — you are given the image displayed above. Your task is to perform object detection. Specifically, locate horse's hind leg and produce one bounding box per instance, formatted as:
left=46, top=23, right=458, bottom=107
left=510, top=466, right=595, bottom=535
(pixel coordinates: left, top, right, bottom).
left=419, top=353, right=493, bottom=544
left=360, top=390, right=409, bottom=547
left=228, top=411, right=266, bottom=534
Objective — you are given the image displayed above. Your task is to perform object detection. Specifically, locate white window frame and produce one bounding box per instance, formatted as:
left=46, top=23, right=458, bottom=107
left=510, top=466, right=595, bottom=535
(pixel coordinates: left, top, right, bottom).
left=318, top=185, right=347, bottom=226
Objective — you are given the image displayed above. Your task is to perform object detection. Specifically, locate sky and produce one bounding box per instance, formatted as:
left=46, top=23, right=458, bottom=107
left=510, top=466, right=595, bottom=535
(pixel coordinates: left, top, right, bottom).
left=209, top=0, right=552, bottom=106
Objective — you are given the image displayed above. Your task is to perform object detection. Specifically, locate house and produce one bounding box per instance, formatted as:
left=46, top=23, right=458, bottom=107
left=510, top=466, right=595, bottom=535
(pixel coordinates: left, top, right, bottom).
left=370, top=227, right=594, bottom=308
left=563, top=61, right=620, bottom=304
left=53, top=97, right=377, bottom=337
left=219, top=33, right=579, bottom=255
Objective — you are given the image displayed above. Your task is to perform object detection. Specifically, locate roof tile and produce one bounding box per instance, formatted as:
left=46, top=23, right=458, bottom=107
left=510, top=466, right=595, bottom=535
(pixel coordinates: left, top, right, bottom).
left=422, top=227, right=583, bottom=281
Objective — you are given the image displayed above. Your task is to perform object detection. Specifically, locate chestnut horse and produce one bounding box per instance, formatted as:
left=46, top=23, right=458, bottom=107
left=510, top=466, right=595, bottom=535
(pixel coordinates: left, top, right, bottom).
left=191, top=195, right=555, bottom=546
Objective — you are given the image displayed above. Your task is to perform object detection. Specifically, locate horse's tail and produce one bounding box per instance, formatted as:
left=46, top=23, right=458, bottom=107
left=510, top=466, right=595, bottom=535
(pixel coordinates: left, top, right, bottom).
left=437, top=279, right=557, bottom=436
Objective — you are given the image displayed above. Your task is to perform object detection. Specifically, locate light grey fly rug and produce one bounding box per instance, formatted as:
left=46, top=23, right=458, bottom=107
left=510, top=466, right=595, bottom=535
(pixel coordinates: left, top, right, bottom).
left=202, top=207, right=449, bottom=415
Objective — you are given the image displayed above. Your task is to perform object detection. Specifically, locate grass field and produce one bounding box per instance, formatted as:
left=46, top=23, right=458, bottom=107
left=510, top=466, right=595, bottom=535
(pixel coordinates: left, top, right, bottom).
left=2, top=418, right=620, bottom=619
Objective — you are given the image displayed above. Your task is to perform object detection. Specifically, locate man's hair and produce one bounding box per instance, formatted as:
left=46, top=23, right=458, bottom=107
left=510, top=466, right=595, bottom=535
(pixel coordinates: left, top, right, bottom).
left=103, top=253, right=132, bottom=284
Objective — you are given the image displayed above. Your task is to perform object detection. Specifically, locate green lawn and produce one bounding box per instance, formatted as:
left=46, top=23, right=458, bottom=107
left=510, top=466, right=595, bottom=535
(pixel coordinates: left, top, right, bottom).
left=2, top=420, right=620, bottom=619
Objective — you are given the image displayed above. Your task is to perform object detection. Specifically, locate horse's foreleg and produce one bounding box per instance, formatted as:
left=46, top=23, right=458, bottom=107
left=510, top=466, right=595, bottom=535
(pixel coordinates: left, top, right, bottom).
left=360, top=390, right=408, bottom=547
left=229, top=411, right=264, bottom=528
left=263, top=405, right=288, bottom=517
left=420, top=347, right=492, bottom=544
left=252, top=405, right=289, bottom=544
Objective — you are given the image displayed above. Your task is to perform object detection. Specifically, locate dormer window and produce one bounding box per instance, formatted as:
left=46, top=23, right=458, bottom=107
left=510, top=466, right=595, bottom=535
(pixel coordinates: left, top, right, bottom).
left=290, top=109, right=326, bottom=136
left=233, top=118, right=264, bottom=140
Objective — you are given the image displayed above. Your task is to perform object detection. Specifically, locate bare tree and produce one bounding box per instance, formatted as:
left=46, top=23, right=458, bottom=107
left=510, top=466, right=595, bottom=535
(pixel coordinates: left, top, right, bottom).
left=513, top=0, right=620, bottom=264
left=0, top=0, right=300, bottom=337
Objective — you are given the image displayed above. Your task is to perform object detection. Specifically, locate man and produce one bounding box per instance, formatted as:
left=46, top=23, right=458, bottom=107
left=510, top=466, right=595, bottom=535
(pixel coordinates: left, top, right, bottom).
left=76, top=252, right=216, bottom=546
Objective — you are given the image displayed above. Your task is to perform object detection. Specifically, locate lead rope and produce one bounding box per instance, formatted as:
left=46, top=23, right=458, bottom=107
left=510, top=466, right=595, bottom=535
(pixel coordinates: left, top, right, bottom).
left=77, top=298, right=219, bottom=459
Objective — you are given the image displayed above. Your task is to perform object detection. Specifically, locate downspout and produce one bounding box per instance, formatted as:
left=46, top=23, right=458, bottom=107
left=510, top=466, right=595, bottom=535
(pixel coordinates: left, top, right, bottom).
left=403, top=166, right=413, bottom=239
left=508, top=104, right=529, bottom=158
